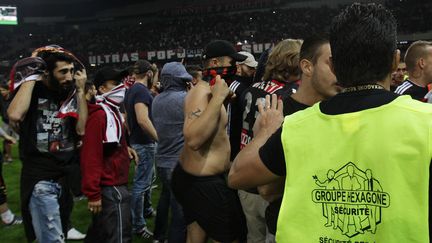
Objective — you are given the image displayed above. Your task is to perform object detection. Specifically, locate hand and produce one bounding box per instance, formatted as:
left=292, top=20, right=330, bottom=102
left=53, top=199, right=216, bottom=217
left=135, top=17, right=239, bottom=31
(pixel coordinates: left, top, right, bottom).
left=88, top=199, right=102, bottom=214
left=151, top=63, right=159, bottom=74
left=11, top=57, right=46, bottom=87
left=74, top=69, right=87, bottom=91
left=253, top=94, right=284, bottom=137
left=9, top=121, right=20, bottom=133
left=127, top=147, right=139, bottom=166
left=211, top=75, right=230, bottom=100
left=4, top=135, right=16, bottom=144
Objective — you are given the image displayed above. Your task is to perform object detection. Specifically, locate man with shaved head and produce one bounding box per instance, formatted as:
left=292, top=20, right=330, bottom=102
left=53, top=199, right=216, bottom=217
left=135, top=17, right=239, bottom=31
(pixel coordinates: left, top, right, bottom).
left=395, top=41, right=432, bottom=101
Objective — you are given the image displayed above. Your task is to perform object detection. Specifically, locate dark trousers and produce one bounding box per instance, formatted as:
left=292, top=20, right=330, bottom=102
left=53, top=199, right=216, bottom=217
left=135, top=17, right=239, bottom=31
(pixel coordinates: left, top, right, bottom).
left=85, top=185, right=132, bottom=243
left=154, top=167, right=186, bottom=243
left=0, top=156, right=5, bottom=205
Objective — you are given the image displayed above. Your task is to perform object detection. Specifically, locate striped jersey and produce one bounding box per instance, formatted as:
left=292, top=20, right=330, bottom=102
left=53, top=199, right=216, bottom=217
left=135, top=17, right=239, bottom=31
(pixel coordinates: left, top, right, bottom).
left=240, top=79, right=298, bottom=149
left=394, top=80, right=429, bottom=102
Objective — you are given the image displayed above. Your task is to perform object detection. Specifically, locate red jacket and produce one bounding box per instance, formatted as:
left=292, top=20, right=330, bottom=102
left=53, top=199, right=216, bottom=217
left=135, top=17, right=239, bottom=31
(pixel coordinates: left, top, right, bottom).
left=80, top=103, right=130, bottom=202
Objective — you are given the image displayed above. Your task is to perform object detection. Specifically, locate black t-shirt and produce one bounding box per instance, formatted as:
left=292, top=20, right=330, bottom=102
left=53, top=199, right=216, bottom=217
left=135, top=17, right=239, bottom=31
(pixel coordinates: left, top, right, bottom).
left=238, top=80, right=298, bottom=193
left=228, top=79, right=253, bottom=161
left=0, top=96, right=11, bottom=124
left=260, top=89, right=398, bottom=175
left=260, top=96, right=309, bottom=177
left=19, top=82, right=79, bottom=180
left=124, top=82, right=154, bottom=145
left=240, top=80, right=298, bottom=150
left=394, top=80, right=428, bottom=102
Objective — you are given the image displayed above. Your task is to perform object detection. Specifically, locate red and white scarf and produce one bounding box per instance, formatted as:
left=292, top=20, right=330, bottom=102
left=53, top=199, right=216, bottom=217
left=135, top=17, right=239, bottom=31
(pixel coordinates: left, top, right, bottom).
left=95, top=84, right=126, bottom=144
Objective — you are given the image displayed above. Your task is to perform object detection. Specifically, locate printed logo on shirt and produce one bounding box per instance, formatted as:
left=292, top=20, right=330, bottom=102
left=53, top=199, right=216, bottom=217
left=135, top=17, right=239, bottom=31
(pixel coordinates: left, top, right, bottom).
left=311, top=162, right=390, bottom=238
left=36, top=98, right=75, bottom=153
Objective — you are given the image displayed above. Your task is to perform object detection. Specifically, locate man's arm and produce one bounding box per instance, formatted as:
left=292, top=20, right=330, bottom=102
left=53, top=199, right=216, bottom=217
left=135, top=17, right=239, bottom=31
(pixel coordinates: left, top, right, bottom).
left=151, top=63, right=159, bottom=89
left=183, top=75, right=230, bottom=150
left=258, top=178, right=285, bottom=202
left=0, top=127, right=17, bottom=144
left=8, top=81, right=36, bottom=130
left=135, top=103, right=158, bottom=141
left=80, top=111, right=105, bottom=204
left=74, top=69, right=88, bottom=136
left=228, top=94, right=283, bottom=189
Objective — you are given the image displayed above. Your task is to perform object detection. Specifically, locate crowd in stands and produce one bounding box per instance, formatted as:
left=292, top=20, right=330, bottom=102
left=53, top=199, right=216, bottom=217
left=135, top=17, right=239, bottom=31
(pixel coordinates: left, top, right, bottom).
left=0, top=0, right=431, bottom=64
left=386, top=0, right=432, bottom=34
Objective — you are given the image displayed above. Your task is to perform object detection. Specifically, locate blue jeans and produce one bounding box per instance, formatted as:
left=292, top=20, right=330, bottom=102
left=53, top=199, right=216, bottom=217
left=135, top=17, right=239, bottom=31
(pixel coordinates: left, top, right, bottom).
left=29, top=180, right=65, bottom=243
left=130, top=143, right=155, bottom=231
left=154, top=166, right=186, bottom=243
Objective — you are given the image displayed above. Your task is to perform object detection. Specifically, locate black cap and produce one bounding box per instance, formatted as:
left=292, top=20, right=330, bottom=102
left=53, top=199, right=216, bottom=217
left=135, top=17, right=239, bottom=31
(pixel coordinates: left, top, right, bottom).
left=202, top=40, right=247, bottom=61
left=93, top=67, right=128, bottom=89
left=0, top=80, right=8, bottom=89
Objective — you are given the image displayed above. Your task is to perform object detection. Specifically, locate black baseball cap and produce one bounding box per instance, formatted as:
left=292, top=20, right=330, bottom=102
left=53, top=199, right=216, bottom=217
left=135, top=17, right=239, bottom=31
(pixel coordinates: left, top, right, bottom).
left=202, top=40, right=247, bottom=61
left=93, top=67, right=128, bottom=89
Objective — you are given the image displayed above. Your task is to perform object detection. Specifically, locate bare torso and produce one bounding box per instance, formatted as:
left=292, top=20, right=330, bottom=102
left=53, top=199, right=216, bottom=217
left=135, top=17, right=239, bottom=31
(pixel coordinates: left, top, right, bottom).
left=180, top=81, right=231, bottom=176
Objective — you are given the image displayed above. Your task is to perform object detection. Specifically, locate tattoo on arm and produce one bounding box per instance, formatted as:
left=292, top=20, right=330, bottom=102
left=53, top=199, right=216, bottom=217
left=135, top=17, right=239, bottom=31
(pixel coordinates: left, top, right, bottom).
left=188, top=108, right=202, bottom=119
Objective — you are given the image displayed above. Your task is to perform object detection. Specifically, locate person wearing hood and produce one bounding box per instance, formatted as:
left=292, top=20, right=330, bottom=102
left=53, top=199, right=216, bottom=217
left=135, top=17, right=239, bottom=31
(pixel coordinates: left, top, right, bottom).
left=151, top=62, right=190, bottom=243
left=80, top=67, right=137, bottom=243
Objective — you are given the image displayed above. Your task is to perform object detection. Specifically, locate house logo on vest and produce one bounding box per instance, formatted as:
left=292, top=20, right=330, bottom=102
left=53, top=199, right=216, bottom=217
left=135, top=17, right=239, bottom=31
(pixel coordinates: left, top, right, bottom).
left=311, top=162, right=390, bottom=238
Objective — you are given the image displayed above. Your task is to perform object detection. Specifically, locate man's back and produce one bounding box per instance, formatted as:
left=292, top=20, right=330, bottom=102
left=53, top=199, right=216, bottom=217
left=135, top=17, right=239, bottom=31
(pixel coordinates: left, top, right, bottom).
left=152, top=89, right=186, bottom=164
left=277, top=95, right=432, bottom=242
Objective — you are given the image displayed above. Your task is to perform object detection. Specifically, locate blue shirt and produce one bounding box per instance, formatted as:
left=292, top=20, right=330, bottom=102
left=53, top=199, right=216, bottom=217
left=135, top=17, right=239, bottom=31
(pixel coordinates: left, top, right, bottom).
left=124, top=82, right=154, bottom=145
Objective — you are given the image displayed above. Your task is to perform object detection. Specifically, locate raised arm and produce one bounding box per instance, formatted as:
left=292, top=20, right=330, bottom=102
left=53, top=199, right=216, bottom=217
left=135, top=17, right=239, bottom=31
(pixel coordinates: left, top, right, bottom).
left=74, top=69, right=88, bottom=136
left=8, top=56, right=46, bottom=129
left=8, top=81, right=36, bottom=130
left=183, top=75, right=229, bottom=150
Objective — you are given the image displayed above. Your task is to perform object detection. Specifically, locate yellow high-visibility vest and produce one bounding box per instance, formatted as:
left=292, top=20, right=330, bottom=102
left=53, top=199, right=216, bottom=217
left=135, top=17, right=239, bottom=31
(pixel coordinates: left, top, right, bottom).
left=277, top=95, right=431, bottom=243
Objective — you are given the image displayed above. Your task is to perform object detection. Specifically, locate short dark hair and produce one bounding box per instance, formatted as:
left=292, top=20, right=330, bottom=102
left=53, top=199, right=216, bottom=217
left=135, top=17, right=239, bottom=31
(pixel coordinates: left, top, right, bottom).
left=300, top=34, right=329, bottom=64
left=84, top=80, right=94, bottom=94
left=133, top=60, right=152, bottom=74
left=186, top=65, right=203, bottom=79
left=38, top=51, right=74, bottom=73
left=404, top=41, right=432, bottom=73
left=330, top=3, right=397, bottom=87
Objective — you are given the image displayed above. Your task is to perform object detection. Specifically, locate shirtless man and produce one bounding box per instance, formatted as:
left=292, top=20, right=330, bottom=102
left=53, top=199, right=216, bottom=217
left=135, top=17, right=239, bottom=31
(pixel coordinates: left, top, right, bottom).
left=171, top=40, right=247, bottom=243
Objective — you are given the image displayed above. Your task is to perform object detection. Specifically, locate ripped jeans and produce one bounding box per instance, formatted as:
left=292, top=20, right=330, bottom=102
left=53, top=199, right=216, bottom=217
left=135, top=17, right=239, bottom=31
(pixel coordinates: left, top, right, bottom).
left=29, top=180, right=65, bottom=243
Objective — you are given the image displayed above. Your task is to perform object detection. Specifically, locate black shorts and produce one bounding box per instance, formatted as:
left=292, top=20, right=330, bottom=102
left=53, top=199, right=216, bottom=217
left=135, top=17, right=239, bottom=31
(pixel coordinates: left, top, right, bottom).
left=171, top=164, right=247, bottom=242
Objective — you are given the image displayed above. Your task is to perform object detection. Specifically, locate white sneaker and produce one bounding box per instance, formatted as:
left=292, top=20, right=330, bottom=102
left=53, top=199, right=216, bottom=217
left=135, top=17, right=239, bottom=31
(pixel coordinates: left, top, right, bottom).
left=67, top=228, right=86, bottom=240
